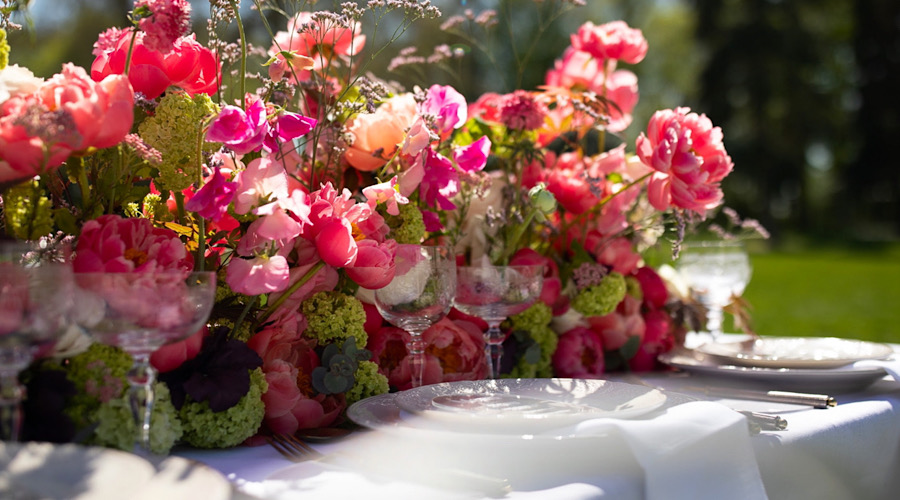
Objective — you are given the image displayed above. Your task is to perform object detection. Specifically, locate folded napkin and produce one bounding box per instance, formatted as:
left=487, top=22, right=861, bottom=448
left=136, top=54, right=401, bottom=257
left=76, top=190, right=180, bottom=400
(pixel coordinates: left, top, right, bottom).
left=853, top=358, right=900, bottom=381
left=573, top=400, right=768, bottom=500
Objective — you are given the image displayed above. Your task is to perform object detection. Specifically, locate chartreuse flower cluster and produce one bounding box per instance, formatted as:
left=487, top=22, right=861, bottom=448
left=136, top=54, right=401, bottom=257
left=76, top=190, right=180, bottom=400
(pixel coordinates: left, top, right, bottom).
left=505, top=302, right=558, bottom=379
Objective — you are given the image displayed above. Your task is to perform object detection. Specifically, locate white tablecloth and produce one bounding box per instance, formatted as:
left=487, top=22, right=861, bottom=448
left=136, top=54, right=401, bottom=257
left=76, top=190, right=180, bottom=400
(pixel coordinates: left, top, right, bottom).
left=179, top=373, right=900, bottom=500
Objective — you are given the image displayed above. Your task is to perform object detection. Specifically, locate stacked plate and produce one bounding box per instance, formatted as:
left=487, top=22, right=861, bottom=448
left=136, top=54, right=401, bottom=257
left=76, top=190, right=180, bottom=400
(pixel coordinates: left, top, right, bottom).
left=659, top=336, right=896, bottom=393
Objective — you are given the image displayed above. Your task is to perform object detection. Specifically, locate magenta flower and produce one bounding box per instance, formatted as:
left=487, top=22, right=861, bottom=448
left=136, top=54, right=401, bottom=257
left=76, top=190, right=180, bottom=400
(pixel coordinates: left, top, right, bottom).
left=185, top=167, right=236, bottom=222
left=263, top=111, right=317, bottom=152
left=551, top=326, right=605, bottom=378
left=419, top=148, right=459, bottom=210
left=133, top=0, right=192, bottom=54
left=205, top=99, right=267, bottom=155
left=570, top=21, right=648, bottom=65
left=453, top=136, right=491, bottom=173
left=420, top=84, right=467, bottom=136
left=635, top=107, right=733, bottom=215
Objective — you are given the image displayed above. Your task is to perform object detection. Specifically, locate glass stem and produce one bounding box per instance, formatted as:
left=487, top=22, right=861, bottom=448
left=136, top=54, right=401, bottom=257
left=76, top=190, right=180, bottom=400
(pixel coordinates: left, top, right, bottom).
left=484, top=321, right=504, bottom=380
left=0, top=372, right=25, bottom=441
left=126, top=354, right=156, bottom=454
left=407, top=331, right=426, bottom=389
left=706, top=305, right=724, bottom=339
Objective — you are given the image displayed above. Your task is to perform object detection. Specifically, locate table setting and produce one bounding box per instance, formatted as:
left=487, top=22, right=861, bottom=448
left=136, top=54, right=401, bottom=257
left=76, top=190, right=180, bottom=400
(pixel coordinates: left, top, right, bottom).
left=2, top=1, right=900, bottom=500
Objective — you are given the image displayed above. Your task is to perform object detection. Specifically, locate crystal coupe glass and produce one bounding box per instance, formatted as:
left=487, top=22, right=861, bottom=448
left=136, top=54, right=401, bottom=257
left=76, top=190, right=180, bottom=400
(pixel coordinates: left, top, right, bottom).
left=677, top=240, right=752, bottom=339
left=454, top=264, right=544, bottom=379
left=374, top=245, right=456, bottom=389
left=72, top=270, right=216, bottom=454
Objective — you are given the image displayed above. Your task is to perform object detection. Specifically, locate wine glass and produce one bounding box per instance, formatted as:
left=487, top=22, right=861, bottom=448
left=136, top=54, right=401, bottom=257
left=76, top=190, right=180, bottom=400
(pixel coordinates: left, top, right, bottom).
left=454, top=264, right=544, bottom=379
left=676, top=240, right=752, bottom=339
left=72, top=270, right=216, bottom=454
left=0, top=241, right=73, bottom=441
left=374, top=245, right=456, bottom=389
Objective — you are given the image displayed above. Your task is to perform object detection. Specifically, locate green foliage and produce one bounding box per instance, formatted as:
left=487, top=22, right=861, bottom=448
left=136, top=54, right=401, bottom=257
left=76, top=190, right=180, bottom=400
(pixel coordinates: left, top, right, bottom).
left=2, top=179, right=53, bottom=240
left=0, top=28, right=8, bottom=69
left=311, top=337, right=372, bottom=395
left=506, top=302, right=558, bottom=379
left=179, top=368, right=268, bottom=449
left=63, top=343, right=132, bottom=430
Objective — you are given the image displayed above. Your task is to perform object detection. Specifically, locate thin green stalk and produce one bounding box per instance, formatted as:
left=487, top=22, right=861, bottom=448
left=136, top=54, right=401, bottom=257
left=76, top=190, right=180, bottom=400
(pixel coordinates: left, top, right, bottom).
left=228, top=0, right=247, bottom=107
left=256, top=260, right=325, bottom=324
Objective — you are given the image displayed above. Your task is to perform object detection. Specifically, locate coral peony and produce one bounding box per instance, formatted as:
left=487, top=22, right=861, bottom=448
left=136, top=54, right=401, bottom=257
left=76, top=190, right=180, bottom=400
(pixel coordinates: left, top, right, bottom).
left=552, top=326, right=605, bottom=378
left=570, top=21, right=648, bottom=65
left=73, top=214, right=193, bottom=273
left=635, top=107, right=733, bottom=216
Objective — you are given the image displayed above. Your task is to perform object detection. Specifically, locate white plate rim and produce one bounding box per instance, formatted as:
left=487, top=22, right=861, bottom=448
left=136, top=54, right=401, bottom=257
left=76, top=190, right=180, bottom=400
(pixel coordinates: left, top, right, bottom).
left=694, top=336, right=895, bottom=369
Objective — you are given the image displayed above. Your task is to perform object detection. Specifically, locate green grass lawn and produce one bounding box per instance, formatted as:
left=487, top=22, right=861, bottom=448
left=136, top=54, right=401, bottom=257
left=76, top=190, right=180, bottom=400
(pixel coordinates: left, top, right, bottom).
left=741, top=243, right=900, bottom=344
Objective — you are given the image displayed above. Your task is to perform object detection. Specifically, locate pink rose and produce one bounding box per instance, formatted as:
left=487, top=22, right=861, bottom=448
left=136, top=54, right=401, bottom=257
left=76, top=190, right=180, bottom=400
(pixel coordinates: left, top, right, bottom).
left=636, top=107, right=733, bottom=216
left=73, top=214, right=193, bottom=273
left=344, top=93, right=417, bottom=172
left=552, top=326, right=605, bottom=378
left=570, top=21, right=648, bottom=65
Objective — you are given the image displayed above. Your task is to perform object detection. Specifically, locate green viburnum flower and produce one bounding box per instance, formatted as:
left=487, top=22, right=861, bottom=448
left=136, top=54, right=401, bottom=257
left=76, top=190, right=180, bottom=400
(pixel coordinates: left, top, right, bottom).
left=506, top=302, right=558, bottom=379
left=344, top=360, right=389, bottom=405
left=178, top=368, right=267, bottom=449
left=381, top=202, right=426, bottom=244
left=625, top=275, right=643, bottom=301
left=571, top=271, right=627, bottom=317
left=63, top=343, right=132, bottom=431
left=92, top=382, right=183, bottom=455
left=138, top=91, right=220, bottom=193
left=2, top=180, right=53, bottom=241
left=0, top=28, right=8, bottom=70
left=301, top=291, right=367, bottom=349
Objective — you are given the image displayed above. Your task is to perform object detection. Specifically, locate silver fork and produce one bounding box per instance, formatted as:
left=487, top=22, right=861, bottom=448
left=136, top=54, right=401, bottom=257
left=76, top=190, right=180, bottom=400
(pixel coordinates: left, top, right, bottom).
left=267, top=433, right=324, bottom=462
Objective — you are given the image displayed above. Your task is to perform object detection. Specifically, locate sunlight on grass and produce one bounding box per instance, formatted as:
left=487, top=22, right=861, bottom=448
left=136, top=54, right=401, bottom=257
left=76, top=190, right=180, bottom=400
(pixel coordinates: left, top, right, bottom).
left=743, top=246, right=900, bottom=344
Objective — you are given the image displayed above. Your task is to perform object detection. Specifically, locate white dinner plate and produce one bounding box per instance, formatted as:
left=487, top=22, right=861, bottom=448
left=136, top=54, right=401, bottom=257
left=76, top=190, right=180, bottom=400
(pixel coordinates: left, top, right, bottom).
left=695, top=336, right=894, bottom=369
left=658, top=349, right=889, bottom=393
left=0, top=441, right=232, bottom=500
left=391, top=378, right=667, bottom=433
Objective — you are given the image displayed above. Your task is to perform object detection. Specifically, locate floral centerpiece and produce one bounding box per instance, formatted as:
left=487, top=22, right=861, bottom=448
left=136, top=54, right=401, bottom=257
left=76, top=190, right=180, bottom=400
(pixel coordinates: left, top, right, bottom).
left=0, top=0, right=752, bottom=454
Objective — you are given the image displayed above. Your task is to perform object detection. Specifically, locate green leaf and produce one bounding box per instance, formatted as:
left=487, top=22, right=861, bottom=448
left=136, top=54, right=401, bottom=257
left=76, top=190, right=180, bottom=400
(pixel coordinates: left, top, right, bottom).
left=619, top=335, right=641, bottom=361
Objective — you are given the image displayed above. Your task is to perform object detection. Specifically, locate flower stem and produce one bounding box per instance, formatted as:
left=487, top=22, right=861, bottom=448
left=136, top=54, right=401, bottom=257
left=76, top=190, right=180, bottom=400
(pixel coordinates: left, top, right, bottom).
left=228, top=0, right=247, bottom=107
left=256, top=260, right=325, bottom=324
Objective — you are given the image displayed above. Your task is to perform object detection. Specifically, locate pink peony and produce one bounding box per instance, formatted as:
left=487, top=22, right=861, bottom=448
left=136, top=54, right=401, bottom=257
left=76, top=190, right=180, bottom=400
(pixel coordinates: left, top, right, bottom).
left=570, top=21, right=648, bottom=65
left=73, top=214, right=193, bottom=273
left=635, top=107, right=734, bottom=216
left=552, top=326, right=605, bottom=378
left=542, top=151, right=600, bottom=215
left=594, top=237, right=642, bottom=276
left=423, top=317, right=487, bottom=383
left=345, top=239, right=397, bottom=289
left=467, top=92, right=503, bottom=123
left=367, top=325, right=443, bottom=390
left=150, top=325, right=205, bottom=372
left=0, top=95, right=75, bottom=184
left=589, top=295, right=645, bottom=351
left=270, top=12, right=366, bottom=76
left=225, top=253, right=291, bottom=295
left=91, top=28, right=219, bottom=99
left=634, top=266, right=668, bottom=309
left=629, top=308, right=673, bottom=372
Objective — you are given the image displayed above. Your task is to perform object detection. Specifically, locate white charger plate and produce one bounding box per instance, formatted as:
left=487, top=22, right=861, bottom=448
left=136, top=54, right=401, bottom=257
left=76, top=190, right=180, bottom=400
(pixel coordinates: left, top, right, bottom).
left=695, top=336, right=894, bottom=369
left=390, top=378, right=666, bottom=434
left=658, top=349, right=889, bottom=393
left=0, top=441, right=232, bottom=500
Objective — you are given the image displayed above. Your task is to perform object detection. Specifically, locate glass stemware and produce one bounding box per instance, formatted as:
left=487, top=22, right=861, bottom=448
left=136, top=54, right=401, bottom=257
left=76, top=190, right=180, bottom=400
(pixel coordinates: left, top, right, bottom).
left=0, top=241, right=73, bottom=441
left=676, top=240, right=752, bottom=338
left=374, top=245, right=456, bottom=389
left=455, top=264, right=544, bottom=379
left=72, top=271, right=216, bottom=454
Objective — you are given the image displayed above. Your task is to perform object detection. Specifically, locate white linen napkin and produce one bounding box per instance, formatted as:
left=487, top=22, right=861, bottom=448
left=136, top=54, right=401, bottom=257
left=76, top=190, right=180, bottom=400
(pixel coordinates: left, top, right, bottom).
left=573, top=400, right=768, bottom=500
left=852, top=358, right=900, bottom=380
